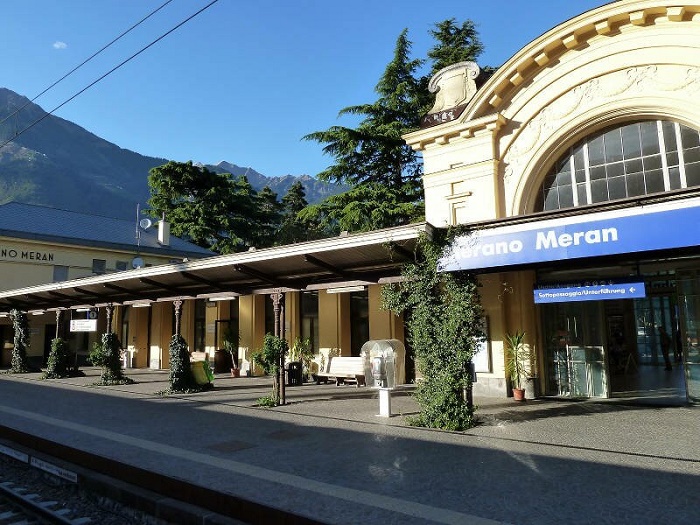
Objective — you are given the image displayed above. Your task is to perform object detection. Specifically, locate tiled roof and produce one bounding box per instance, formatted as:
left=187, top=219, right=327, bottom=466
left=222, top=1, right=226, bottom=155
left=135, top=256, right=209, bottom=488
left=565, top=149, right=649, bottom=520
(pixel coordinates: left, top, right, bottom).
left=0, top=202, right=213, bottom=257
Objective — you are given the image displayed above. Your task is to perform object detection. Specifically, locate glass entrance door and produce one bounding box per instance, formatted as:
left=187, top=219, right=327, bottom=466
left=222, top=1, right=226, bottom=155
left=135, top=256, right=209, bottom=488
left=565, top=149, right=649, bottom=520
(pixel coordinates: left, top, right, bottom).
left=543, top=301, right=608, bottom=398
left=677, top=275, right=700, bottom=402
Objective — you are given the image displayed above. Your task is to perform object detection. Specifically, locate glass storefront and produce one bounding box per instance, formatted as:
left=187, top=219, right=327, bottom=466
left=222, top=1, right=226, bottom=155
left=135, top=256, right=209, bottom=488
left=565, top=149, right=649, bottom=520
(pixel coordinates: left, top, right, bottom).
left=541, top=270, right=698, bottom=403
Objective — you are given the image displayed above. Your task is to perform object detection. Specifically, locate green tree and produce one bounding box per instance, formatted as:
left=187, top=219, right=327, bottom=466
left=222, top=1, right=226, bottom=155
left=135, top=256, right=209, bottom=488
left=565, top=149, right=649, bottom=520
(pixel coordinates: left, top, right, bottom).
left=167, top=334, right=199, bottom=392
left=88, top=332, right=132, bottom=385
left=147, top=162, right=274, bottom=253
left=224, top=174, right=263, bottom=251
left=278, top=181, right=317, bottom=244
left=299, top=182, right=424, bottom=234
left=427, top=19, right=484, bottom=75
left=382, top=229, right=484, bottom=430
left=252, top=185, right=282, bottom=248
left=303, top=29, right=425, bottom=231
left=43, top=338, right=70, bottom=379
left=147, top=161, right=234, bottom=252
left=251, top=334, right=288, bottom=406
left=303, top=19, right=487, bottom=233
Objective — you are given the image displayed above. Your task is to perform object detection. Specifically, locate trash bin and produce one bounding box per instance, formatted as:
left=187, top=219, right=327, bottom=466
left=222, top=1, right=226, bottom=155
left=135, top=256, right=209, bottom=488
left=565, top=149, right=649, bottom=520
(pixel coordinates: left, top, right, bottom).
left=287, top=361, right=302, bottom=386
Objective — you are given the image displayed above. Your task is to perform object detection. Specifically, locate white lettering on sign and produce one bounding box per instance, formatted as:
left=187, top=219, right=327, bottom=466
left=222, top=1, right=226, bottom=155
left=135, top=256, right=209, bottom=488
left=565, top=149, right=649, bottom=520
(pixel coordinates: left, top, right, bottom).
left=536, top=227, right=618, bottom=250
left=457, top=239, right=523, bottom=259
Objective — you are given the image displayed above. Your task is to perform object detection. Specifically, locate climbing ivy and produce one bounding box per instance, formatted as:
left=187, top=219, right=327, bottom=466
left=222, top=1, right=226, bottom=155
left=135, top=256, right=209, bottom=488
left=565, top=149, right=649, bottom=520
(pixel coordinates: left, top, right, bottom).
left=167, top=334, right=199, bottom=392
left=43, top=338, right=70, bottom=379
left=382, top=228, right=484, bottom=430
left=89, top=332, right=132, bottom=385
left=8, top=309, right=32, bottom=373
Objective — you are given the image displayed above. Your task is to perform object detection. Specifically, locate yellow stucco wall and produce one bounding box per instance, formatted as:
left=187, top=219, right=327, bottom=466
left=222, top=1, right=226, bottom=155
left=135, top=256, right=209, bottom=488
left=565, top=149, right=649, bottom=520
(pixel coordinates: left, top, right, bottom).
left=0, top=236, right=183, bottom=292
left=368, top=285, right=404, bottom=341
left=403, top=0, right=700, bottom=394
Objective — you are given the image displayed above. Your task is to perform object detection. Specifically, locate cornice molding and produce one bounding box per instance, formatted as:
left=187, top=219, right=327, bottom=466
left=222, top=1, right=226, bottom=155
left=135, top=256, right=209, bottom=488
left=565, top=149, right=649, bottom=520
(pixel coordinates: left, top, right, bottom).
left=467, top=1, right=700, bottom=120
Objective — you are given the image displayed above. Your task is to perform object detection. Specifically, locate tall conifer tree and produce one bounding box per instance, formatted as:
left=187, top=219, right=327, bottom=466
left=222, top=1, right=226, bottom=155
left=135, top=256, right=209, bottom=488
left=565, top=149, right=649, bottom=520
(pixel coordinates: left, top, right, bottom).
left=303, top=20, right=488, bottom=233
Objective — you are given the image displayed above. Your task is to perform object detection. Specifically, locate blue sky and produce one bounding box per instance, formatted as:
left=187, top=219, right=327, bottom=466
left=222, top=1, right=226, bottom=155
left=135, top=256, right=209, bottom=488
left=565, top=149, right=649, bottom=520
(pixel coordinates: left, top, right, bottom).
left=2, top=0, right=607, bottom=178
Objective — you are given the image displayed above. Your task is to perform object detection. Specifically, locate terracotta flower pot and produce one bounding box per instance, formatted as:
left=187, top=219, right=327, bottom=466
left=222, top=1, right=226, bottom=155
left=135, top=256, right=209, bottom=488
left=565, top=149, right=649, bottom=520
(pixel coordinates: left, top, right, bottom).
left=512, top=387, right=526, bottom=401
left=231, top=368, right=240, bottom=378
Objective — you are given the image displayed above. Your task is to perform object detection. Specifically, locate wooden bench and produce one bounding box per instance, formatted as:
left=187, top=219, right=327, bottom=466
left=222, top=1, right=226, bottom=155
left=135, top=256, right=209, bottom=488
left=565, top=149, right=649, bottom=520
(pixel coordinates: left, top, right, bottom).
left=315, top=356, right=366, bottom=387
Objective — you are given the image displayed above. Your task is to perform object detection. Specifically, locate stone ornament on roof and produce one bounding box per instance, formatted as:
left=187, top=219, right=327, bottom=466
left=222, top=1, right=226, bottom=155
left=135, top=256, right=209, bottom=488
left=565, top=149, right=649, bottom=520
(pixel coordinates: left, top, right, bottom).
left=421, top=61, right=480, bottom=128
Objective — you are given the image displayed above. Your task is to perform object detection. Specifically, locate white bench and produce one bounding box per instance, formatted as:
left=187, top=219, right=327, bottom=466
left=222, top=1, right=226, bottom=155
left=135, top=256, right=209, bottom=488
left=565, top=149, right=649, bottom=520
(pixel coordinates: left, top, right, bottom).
left=315, top=356, right=366, bottom=387
left=190, top=351, right=207, bottom=362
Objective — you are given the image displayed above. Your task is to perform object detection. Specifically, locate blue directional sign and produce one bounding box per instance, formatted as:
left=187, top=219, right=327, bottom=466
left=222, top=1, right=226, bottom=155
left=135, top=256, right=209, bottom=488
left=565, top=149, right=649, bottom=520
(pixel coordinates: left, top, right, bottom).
left=534, top=281, right=646, bottom=304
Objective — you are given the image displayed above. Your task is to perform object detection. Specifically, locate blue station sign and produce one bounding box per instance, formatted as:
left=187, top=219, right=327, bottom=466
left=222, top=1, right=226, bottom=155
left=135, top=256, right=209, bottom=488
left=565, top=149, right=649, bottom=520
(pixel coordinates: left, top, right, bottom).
left=534, top=281, right=646, bottom=304
left=439, top=197, right=700, bottom=272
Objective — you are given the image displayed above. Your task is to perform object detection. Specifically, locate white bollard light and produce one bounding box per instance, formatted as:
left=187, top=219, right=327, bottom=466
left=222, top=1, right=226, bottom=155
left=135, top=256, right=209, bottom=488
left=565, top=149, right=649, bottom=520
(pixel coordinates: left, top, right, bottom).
left=378, top=388, right=392, bottom=417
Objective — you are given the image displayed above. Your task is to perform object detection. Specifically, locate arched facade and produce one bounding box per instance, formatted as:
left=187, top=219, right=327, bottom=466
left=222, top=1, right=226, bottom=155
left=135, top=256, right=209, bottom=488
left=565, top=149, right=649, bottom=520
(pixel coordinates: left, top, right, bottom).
left=406, top=0, right=700, bottom=402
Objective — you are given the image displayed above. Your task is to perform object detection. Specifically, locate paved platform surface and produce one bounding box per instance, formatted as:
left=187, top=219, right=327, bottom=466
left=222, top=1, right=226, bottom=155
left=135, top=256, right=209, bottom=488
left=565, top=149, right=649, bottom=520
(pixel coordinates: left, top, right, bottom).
left=0, top=368, right=698, bottom=525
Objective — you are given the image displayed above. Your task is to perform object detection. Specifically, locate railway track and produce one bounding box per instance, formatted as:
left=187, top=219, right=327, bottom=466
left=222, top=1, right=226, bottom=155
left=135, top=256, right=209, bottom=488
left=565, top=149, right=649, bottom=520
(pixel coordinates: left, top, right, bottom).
left=0, top=480, right=92, bottom=524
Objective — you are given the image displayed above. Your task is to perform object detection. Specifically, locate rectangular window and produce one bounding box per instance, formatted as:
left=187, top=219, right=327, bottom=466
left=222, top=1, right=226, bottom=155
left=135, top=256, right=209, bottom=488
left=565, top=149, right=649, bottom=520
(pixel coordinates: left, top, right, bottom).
left=590, top=179, right=609, bottom=203
left=685, top=162, right=700, bottom=187
left=543, top=188, right=559, bottom=211
left=92, top=259, right=106, bottom=275
left=643, top=154, right=662, bottom=171
left=121, top=306, right=130, bottom=350
left=115, top=261, right=128, bottom=271
left=587, top=136, right=605, bottom=166
left=662, top=121, right=678, bottom=151
left=53, top=265, right=69, bottom=282
left=626, top=172, right=646, bottom=197
left=350, top=291, right=369, bottom=357
left=604, top=129, right=624, bottom=163
left=605, top=161, right=624, bottom=178
left=681, top=125, right=700, bottom=149
left=685, top=147, right=700, bottom=164
left=640, top=121, right=660, bottom=155
left=621, top=123, right=642, bottom=159
left=557, top=184, right=574, bottom=208
left=669, top=166, right=682, bottom=190
left=645, top=169, right=665, bottom=194
left=300, top=292, right=319, bottom=353
left=194, top=299, right=206, bottom=352
left=607, top=176, right=627, bottom=200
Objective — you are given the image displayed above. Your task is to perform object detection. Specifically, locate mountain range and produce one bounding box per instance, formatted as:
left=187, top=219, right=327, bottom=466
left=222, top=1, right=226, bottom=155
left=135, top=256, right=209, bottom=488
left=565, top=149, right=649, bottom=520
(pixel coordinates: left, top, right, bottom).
left=0, top=87, right=341, bottom=220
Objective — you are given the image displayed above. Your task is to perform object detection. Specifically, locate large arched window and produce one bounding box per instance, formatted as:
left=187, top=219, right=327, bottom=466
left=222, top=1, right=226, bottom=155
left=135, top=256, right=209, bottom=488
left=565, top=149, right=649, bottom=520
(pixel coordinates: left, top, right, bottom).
left=538, top=120, right=700, bottom=211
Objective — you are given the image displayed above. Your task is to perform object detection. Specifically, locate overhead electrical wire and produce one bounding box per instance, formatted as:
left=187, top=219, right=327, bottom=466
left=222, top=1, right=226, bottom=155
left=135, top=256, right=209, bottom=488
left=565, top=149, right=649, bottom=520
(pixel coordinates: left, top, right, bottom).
left=0, top=0, right=220, bottom=152
left=0, top=0, right=174, bottom=129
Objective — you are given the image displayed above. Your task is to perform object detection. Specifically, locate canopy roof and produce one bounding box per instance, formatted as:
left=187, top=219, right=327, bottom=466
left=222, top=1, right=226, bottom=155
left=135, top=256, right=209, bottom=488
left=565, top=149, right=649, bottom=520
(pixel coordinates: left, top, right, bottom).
left=0, top=223, right=431, bottom=313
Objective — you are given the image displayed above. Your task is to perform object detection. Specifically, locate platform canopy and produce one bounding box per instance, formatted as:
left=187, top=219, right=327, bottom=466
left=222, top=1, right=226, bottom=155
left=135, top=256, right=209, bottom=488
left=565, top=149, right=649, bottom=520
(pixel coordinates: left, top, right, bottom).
left=0, top=223, right=432, bottom=313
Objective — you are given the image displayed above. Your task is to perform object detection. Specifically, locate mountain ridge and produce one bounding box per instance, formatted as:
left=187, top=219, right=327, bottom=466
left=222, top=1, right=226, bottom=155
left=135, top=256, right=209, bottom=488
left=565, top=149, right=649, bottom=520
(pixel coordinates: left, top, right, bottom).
left=0, top=87, right=341, bottom=220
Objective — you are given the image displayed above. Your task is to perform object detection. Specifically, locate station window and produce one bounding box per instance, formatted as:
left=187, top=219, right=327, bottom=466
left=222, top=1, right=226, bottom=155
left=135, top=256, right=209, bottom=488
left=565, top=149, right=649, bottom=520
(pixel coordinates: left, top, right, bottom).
left=92, top=259, right=106, bottom=275
left=538, top=120, right=700, bottom=211
left=53, top=265, right=69, bottom=282
left=350, top=290, right=369, bottom=357
left=115, top=261, right=128, bottom=271
left=193, top=299, right=206, bottom=352
left=300, top=291, right=319, bottom=352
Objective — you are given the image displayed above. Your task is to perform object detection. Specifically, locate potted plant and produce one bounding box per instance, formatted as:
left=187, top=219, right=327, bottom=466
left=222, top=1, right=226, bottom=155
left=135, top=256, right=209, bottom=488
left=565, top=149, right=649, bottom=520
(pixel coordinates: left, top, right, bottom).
left=504, top=331, right=532, bottom=401
left=289, top=337, right=314, bottom=383
left=223, top=329, right=240, bottom=377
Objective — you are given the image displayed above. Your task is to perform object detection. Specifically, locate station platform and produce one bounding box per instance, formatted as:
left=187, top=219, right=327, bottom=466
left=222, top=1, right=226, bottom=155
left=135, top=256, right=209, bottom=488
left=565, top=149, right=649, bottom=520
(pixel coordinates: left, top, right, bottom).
left=0, top=368, right=698, bottom=524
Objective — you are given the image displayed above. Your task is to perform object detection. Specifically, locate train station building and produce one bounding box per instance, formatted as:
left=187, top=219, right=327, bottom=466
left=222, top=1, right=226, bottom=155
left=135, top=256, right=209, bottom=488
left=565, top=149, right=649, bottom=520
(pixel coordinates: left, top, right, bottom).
left=1, top=0, right=699, bottom=403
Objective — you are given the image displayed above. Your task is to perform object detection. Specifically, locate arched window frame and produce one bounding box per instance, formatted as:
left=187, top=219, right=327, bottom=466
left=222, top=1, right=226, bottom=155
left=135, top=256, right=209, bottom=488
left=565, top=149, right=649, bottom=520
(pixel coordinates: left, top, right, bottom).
left=539, top=120, right=700, bottom=211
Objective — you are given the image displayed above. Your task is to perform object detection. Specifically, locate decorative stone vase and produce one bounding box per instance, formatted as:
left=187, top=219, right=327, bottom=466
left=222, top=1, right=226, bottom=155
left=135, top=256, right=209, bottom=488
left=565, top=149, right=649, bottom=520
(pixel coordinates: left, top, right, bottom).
left=524, top=377, right=539, bottom=399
